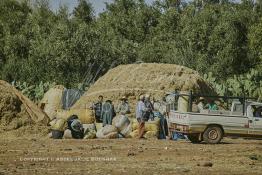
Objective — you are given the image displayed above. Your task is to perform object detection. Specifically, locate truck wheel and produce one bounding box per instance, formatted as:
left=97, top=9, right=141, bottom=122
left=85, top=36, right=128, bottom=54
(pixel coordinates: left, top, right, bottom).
left=203, top=126, right=223, bottom=144
left=187, top=134, right=202, bottom=143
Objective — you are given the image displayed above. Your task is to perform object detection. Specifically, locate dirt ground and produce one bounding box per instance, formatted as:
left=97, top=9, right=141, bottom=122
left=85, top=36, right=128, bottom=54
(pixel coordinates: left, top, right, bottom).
left=0, top=137, right=262, bottom=175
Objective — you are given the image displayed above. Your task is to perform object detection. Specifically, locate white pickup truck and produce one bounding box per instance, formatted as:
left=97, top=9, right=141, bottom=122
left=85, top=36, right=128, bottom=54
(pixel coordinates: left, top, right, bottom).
left=168, top=101, right=262, bottom=144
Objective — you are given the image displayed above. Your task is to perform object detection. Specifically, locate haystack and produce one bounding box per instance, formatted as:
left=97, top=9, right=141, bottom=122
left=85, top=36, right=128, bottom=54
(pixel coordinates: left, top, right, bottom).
left=0, top=80, right=49, bottom=136
left=73, top=63, right=214, bottom=112
left=39, top=85, right=64, bottom=120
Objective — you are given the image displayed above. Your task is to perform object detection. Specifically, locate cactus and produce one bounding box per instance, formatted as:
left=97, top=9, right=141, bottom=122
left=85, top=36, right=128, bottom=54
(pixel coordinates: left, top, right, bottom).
left=12, top=81, right=56, bottom=102
left=204, top=69, right=262, bottom=101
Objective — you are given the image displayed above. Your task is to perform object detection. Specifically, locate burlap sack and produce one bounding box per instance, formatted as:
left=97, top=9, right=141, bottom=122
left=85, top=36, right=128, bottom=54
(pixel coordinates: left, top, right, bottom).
left=96, top=125, right=118, bottom=139
left=112, top=115, right=130, bottom=132
left=63, top=129, right=72, bottom=139
left=50, top=118, right=67, bottom=131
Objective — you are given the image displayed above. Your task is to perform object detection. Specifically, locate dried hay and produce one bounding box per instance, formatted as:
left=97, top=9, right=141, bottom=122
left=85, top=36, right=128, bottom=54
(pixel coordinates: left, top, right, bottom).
left=0, top=80, right=49, bottom=137
left=73, top=63, right=214, bottom=114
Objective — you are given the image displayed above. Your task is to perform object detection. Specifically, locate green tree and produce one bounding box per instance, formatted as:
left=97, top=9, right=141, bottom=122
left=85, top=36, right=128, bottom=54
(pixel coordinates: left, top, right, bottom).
left=73, top=0, right=94, bottom=24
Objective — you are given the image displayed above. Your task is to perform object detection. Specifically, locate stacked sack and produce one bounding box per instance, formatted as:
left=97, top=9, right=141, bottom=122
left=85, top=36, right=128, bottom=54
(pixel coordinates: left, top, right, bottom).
left=49, top=113, right=97, bottom=139
left=96, top=125, right=118, bottom=139
left=50, top=118, right=67, bottom=139
left=95, top=115, right=132, bottom=139
left=130, top=118, right=160, bottom=139
left=112, top=115, right=132, bottom=138
left=63, top=123, right=97, bottom=139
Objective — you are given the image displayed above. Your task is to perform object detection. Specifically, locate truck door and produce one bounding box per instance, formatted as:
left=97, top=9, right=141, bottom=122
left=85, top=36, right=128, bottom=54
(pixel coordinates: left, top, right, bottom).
left=249, top=105, right=262, bottom=135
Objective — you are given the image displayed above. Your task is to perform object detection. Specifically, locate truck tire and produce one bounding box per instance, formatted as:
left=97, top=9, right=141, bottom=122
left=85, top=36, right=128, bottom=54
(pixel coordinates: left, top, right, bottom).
left=203, top=126, right=223, bottom=144
left=188, top=134, right=202, bottom=143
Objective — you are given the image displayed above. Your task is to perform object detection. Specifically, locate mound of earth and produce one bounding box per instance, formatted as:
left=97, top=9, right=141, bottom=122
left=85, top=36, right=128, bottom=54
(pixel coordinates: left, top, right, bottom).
left=73, top=63, right=214, bottom=111
left=0, top=80, right=49, bottom=137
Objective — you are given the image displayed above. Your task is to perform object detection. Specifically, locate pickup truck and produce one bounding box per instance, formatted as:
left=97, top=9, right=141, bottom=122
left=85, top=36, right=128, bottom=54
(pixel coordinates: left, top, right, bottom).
left=168, top=101, right=262, bottom=144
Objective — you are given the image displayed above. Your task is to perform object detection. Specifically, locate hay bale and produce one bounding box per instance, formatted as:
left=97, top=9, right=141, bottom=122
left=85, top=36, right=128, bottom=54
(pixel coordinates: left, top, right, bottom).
left=132, top=118, right=160, bottom=132
left=72, top=63, right=215, bottom=113
left=40, top=85, right=64, bottom=120
left=130, top=129, right=139, bottom=138
left=144, top=131, right=159, bottom=139
left=50, top=118, right=66, bottom=131
left=56, top=109, right=95, bottom=124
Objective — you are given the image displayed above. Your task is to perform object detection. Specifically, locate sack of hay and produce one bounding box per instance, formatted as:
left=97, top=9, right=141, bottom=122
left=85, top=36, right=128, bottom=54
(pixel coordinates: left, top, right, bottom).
left=96, top=125, right=118, bottom=139
left=119, top=123, right=132, bottom=138
left=56, top=109, right=95, bottom=124
left=144, top=131, right=159, bottom=139
left=95, top=122, right=103, bottom=131
left=50, top=118, right=67, bottom=131
left=177, top=91, right=189, bottom=112
left=40, top=86, right=64, bottom=120
left=83, top=123, right=96, bottom=132
left=83, top=128, right=96, bottom=139
left=130, top=129, right=139, bottom=138
left=63, top=129, right=72, bottom=139
left=132, top=118, right=160, bottom=132
left=112, top=115, right=130, bottom=131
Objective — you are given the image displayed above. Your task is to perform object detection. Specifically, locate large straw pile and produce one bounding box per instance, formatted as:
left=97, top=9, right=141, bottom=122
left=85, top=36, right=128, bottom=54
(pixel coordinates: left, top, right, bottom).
left=73, top=63, right=214, bottom=112
left=0, top=80, right=49, bottom=137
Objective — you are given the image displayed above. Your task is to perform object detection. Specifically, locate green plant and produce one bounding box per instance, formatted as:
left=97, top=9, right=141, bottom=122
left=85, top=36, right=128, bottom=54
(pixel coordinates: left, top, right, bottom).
left=204, top=69, right=262, bottom=101
left=12, top=81, right=56, bottom=102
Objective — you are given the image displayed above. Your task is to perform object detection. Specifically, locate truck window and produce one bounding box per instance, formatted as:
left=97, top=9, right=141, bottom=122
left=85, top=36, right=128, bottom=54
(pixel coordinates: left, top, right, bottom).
left=233, top=103, right=243, bottom=112
left=254, top=106, right=262, bottom=118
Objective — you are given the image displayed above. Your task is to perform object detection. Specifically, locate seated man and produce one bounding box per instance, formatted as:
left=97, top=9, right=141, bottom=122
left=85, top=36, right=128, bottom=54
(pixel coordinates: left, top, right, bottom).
left=206, top=99, right=218, bottom=111
left=67, top=115, right=84, bottom=139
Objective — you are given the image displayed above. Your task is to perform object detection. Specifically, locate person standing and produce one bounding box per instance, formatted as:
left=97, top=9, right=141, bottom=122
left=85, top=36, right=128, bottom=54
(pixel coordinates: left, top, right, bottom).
left=101, top=100, right=116, bottom=126
left=91, top=95, right=103, bottom=122
left=159, top=96, right=168, bottom=115
left=116, top=96, right=130, bottom=115
left=197, top=97, right=205, bottom=112
left=144, top=94, right=154, bottom=121
left=136, top=95, right=148, bottom=139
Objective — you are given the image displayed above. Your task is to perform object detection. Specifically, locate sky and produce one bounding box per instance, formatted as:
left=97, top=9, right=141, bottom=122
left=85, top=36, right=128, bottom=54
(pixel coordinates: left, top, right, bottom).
left=49, top=0, right=155, bottom=15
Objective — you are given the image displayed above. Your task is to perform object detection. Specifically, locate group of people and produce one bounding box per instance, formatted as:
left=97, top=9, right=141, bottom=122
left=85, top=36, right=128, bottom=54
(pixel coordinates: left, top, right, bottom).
left=195, top=97, right=218, bottom=112
left=91, top=94, right=168, bottom=139
left=91, top=95, right=130, bottom=127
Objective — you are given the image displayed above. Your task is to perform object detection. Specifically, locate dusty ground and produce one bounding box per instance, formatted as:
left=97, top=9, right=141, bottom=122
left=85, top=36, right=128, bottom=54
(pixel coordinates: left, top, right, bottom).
left=0, top=137, right=262, bottom=175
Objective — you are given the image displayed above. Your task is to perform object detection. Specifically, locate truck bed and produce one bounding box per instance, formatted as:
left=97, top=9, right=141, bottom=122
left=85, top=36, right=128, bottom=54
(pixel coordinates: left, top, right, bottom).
left=168, top=110, right=249, bottom=135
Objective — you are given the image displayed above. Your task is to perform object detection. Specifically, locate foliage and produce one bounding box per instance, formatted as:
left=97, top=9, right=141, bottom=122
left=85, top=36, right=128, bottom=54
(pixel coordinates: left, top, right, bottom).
left=12, top=81, right=56, bottom=102
left=0, top=0, right=262, bottom=97
left=204, top=69, right=262, bottom=101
